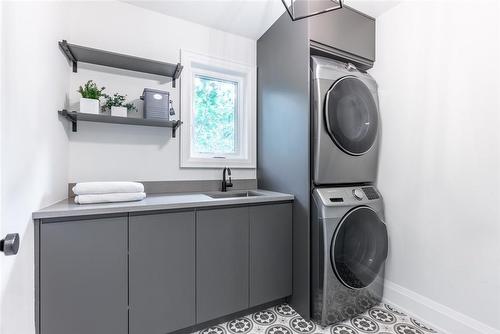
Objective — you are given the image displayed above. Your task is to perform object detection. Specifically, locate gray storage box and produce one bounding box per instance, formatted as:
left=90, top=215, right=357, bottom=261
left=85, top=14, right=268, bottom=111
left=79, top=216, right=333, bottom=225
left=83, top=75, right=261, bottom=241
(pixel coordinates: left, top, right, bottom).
left=141, top=88, right=174, bottom=120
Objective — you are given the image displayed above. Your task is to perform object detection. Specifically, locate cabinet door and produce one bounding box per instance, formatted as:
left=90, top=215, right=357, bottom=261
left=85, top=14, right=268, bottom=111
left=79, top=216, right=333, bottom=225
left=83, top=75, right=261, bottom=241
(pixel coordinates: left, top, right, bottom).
left=129, top=211, right=196, bottom=334
left=309, top=7, right=375, bottom=62
left=249, top=203, right=292, bottom=306
left=40, top=215, right=127, bottom=334
left=196, top=207, right=249, bottom=323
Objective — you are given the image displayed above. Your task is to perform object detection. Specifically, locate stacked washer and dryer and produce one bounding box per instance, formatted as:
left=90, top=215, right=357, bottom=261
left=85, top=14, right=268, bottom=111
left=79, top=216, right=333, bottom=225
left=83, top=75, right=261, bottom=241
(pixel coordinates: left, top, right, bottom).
left=310, top=56, right=389, bottom=326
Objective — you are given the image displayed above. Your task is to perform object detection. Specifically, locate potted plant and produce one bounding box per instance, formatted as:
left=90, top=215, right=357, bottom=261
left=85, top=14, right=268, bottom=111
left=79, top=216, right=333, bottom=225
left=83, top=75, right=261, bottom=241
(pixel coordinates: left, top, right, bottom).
left=102, top=93, right=137, bottom=117
left=77, top=80, right=105, bottom=114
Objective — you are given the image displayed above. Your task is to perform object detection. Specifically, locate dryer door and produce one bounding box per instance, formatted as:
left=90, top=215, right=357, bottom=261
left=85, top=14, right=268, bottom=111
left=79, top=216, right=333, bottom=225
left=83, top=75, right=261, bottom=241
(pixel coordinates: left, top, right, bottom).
left=325, top=77, right=378, bottom=156
left=331, top=206, right=388, bottom=289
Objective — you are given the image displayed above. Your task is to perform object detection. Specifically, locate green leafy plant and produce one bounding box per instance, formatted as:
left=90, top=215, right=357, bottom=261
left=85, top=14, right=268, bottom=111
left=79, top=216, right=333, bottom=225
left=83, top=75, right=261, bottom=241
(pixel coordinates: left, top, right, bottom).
left=77, top=80, right=106, bottom=99
left=102, top=93, right=137, bottom=112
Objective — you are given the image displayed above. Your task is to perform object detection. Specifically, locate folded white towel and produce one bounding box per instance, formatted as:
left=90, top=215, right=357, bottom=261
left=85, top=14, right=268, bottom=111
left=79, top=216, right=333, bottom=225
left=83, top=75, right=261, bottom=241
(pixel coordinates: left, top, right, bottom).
left=74, top=192, right=146, bottom=205
left=73, top=182, right=144, bottom=195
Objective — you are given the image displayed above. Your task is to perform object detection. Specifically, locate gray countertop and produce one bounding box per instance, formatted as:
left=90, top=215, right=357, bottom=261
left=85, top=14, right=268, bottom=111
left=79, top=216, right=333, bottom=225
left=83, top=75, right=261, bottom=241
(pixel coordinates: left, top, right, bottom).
left=33, top=189, right=294, bottom=220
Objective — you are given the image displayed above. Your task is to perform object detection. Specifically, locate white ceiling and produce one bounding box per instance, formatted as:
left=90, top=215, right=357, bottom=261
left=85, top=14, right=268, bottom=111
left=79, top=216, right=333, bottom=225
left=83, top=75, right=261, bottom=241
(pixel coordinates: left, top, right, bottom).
left=125, top=0, right=400, bottom=40
left=349, top=1, right=400, bottom=18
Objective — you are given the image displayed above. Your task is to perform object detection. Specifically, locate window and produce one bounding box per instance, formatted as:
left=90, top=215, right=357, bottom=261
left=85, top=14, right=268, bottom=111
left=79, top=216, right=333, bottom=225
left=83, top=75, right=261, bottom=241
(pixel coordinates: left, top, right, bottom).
left=193, top=75, right=238, bottom=155
left=180, top=50, right=256, bottom=168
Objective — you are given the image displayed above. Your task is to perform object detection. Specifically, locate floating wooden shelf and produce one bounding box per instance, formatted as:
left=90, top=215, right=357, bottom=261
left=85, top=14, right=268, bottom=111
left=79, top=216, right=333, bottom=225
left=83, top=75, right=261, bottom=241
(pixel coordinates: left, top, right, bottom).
left=59, top=110, right=182, bottom=137
left=58, top=40, right=183, bottom=87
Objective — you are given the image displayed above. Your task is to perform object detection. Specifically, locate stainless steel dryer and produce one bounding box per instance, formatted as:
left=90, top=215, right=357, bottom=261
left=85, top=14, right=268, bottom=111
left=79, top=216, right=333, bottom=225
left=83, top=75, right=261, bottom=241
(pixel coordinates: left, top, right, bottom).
left=311, top=186, right=388, bottom=326
left=312, top=56, right=380, bottom=185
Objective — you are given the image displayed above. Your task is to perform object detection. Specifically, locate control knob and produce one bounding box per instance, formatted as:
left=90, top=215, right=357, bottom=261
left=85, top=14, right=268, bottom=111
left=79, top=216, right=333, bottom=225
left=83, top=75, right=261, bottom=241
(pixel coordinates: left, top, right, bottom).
left=345, top=63, right=357, bottom=71
left=352, top=189, right=364, bottom=200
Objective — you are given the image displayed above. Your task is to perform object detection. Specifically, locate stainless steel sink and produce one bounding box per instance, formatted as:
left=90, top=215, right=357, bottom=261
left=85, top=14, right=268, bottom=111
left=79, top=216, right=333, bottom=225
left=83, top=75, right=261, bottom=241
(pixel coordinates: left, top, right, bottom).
left=206, top=191, right=263, bottom=199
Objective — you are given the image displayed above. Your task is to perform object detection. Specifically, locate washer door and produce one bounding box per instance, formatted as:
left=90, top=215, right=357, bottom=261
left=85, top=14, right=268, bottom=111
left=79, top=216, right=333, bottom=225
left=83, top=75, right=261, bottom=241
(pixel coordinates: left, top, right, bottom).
left=325, top=77, right=378, bottom=156
left=331, top=206, right=388, bottom=289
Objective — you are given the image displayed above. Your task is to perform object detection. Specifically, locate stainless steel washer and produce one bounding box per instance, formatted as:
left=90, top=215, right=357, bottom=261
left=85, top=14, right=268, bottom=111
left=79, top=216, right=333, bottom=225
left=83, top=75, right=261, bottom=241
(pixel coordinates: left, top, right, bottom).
left=311, top=186, right=388, bottom=326
left=312, top=56, right=380, bottom=185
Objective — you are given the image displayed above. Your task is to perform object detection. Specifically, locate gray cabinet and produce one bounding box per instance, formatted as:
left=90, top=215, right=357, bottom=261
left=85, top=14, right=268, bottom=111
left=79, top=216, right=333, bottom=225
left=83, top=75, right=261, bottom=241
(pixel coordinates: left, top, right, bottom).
left=308, top=7, right=375, bottom=63
left=37, top=201, right=293, bottom=334
left=40, top=215, right=128, bottom=334
left=129, top=211, right=196, bottom=334
left=249, top=203, right=293, bottom=306
left=196, top=207, right=249, bottom=323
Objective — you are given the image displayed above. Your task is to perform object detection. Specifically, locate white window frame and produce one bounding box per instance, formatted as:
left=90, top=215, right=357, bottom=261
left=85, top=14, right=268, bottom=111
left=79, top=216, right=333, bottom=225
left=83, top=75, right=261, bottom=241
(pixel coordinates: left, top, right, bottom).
left=180, top=49, right=256, bottom=168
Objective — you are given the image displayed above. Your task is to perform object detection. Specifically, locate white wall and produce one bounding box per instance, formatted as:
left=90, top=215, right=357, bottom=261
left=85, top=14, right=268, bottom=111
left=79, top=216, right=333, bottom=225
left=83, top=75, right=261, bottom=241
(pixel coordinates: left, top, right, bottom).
left=0, top=2, right=257, bottom=333
left=0, top=2, right=70, bottom=334
left=0, top=1, right=4, bottom=331
left=66, top=1, right=257, bottom=182
left=371, top=1, right=500, bottom=332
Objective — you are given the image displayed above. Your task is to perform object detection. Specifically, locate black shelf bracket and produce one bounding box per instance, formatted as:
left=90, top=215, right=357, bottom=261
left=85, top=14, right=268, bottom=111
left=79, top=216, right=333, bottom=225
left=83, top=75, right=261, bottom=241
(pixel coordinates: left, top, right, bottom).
left=59, top=40, right=78, bottom=73
left=172, top=63, right=183, bottom=88
left=59, top=110, right=77, bottom=131
left=171, top=120, right=182, bottom=138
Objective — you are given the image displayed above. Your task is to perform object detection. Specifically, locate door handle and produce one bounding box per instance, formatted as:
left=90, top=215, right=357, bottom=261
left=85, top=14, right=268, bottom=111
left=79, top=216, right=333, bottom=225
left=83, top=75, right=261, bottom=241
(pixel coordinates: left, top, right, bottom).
left=0, top=233, right=19, bottom=256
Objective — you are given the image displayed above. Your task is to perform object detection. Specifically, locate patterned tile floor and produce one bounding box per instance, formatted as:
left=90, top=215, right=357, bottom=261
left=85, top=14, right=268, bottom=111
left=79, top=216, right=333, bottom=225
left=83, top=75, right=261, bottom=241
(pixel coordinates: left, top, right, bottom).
left=193, top=303, right=439, bottom=334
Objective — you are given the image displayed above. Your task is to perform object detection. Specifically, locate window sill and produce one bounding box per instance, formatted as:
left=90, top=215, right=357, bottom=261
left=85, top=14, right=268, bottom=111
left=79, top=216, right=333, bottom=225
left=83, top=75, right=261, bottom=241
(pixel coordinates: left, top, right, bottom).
left=180, top=159, right=256, bottom=169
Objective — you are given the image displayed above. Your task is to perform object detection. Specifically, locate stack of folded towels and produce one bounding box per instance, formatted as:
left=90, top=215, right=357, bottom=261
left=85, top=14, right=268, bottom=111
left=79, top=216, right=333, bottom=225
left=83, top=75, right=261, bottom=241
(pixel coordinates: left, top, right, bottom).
left=73, top=182, right=146, bottom=205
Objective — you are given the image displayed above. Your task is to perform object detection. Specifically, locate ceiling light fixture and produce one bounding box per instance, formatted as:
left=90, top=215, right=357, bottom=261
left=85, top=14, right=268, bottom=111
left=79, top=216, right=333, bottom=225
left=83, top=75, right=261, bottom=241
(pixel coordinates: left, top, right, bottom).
left=281, top=0, right=343, bottom=21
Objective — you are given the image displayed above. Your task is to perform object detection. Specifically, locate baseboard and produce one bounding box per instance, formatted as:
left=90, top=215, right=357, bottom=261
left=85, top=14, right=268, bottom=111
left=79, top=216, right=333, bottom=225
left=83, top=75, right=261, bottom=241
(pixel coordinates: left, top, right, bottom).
left=383, top=280, right=500, bottom=334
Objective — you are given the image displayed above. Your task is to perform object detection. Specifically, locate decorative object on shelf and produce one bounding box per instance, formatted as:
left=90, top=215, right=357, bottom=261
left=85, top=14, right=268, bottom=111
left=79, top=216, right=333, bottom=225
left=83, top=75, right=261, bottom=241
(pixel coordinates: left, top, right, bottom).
left=58, top=110, right=183, bottom=137
left=111, top=106, right=127, bottom=118
left=102, top=93, right=137, bottom=117
left=77, top=80, right=106, bottom=115
left=281, top=0, right=343, bottom=21
left=80, top=98, right=100, bottom=115
left=141, top=88, right=175, bottom=121
left=58, top=40, right=183, bottom=88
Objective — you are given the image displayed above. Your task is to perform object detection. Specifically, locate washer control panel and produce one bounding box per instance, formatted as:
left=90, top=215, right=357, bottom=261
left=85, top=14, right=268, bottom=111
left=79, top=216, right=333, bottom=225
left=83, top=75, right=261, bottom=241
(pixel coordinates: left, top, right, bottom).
left=361, top=186, right=380, bottom=200
left=314, top=186, right=380, bottom=206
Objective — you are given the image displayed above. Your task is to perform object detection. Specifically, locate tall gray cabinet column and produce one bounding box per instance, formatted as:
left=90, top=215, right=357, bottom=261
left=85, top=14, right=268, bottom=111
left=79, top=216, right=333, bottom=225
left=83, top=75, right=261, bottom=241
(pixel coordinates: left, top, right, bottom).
left=40, top=215, right=128, bottom=334
left=257, top=12, right=311, bottom=319
left=129, top=211, right=196, bottom=334
left=257, top=6, right=375, bottom=320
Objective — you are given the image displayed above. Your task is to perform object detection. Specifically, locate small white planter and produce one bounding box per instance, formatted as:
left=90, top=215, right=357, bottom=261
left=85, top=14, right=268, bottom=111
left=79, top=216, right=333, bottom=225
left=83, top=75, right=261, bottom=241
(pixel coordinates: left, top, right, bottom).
left=111, top=106, right=128, bottom=117
left=79, top=98, right=100, bottom=114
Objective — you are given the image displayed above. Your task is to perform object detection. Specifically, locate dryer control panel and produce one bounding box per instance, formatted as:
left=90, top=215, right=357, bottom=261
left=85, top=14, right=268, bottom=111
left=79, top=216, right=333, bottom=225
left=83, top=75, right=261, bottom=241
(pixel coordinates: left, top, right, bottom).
left=314, top=186, right=381, bottom=207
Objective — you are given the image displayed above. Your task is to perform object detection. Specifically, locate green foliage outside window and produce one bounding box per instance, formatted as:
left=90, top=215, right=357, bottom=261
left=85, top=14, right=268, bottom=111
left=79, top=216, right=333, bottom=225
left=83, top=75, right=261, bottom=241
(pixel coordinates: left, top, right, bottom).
left=193, top=75, right=237, bottom=154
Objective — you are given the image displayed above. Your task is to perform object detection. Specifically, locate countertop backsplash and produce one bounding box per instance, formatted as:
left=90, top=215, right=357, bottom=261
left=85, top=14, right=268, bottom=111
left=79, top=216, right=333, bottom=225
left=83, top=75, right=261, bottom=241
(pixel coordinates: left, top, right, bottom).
left=68, top=179, right=258, bottom=198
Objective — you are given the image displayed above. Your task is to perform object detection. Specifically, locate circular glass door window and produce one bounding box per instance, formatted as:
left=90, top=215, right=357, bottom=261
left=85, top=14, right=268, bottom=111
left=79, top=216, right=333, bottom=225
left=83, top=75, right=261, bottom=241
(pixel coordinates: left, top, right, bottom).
left=325, top=77, right=379, bottom=155
left=331, top=206, right=388, bottom=289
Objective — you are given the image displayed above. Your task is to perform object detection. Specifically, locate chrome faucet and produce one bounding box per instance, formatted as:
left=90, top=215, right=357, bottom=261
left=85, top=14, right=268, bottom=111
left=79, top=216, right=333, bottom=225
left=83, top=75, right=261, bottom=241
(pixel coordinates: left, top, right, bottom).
left=221, top=167, right=233, bottom=192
